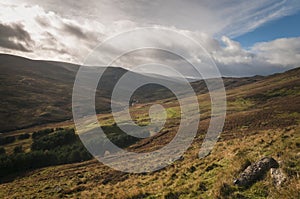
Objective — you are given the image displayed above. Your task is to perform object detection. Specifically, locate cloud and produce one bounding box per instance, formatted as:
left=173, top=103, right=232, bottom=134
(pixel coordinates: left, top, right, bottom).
left=190, top=36, right=296, bottom=76
left=83, top=26, right=299, bottom=77
left=215, top=0, right=300, bottom=37
left=0, top=22, right=34, bottom=52
left=211, top=36, right=254, bottom=65
left=35, top=15, right=51, bottom=27
left=209, top=36, right=300, bottom=76
left=62, top=22, right=101, bottom=42
left=252, top=37, right=300, bottom=66
left=102, top=27, right=300, bottom=77
left=0, top=2, right=106, bottom=63
left=0, top=1, right=299, bottom=76
left=14, top=0, right=300, bottom=38
left=63, top=23, right=87, bottom=39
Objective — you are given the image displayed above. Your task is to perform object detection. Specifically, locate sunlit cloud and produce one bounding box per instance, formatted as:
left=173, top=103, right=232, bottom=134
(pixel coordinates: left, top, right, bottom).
left=0, top=0, right=300, bottom=76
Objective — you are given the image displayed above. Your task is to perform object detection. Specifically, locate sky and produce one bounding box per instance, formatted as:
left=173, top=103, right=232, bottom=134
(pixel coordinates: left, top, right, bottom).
left=235, top=11, right=300, bottom=47
left=0, top=0, right=300, bottom=77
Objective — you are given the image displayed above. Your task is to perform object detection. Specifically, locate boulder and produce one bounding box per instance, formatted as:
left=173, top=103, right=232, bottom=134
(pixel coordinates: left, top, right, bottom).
left=234, top=157, right=279, bottom=187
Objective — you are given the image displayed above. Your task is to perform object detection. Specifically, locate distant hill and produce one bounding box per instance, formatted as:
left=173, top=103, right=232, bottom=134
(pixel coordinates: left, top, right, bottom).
left=0, top=53, right=289, bottom=133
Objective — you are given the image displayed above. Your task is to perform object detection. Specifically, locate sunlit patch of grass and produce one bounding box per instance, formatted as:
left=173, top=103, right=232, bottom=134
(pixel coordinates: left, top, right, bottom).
left=227, top=98, right=254, bottom=112
left=3, top=137, right=32, bottom=154
left=276, top=112, right=300, bottom=124
left=166, top=107, right=181, bottom=119
left=265, top=88, right=300, bottom=98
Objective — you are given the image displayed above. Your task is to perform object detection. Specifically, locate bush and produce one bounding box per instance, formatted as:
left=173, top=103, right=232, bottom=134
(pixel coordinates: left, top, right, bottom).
left=18, top=133, right=30, bottom=140
left=31, top=128, right=76, bottom=151
left=102, top=125, right=141, bottom=148
left=165, top=192, right=180, bottom=199
left=0, top=128, right=93, bottom=177
left=32, top=128, right=54, bottom=139
left=0, top=125, right=144, bottom=178
left=0, top=136, right=16, bottom=146
left=13, top=146, right=23, bottom=154
left=218, top=183, right=235, bottom=198
left=0, top=151, right=57, bottom=176
left=0, top=147, right=5, bottom=155
left=0, top=144, right=92, bottom=177
left=0, top=126, right=144, bottom=177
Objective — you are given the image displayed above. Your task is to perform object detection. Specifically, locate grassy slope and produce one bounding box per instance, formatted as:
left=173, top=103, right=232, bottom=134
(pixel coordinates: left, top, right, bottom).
left=0, top=54, right=263, bottom=133
left=0, top=60, right=299, bottom=198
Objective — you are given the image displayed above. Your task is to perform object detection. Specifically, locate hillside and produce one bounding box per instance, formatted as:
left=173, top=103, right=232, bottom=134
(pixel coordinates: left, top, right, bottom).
left=0, top=61, right=299, bottom=198
left=0, top=54, right=263, bottom=133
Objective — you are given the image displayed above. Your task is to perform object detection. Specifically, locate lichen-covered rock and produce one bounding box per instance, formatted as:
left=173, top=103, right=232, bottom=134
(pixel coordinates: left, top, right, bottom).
left=234, top=157, right=279, bottom=187
left=270, top=168, right=286, bottom=187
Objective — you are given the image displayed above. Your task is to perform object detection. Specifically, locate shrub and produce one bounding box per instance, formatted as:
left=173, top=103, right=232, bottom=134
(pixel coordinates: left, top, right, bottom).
left=217, top=183, right=235, bottom=198
left=0, top=136, right=16, bottom=146
left=102, top=125, right=141, bottom=148
left=17, top=133, right=30, bottom=140
left=0, top=126, right=145, bottom=177
left=0, top=144, right=92, bottom=177
left=13, top=146, right=23, bottom=154
left=32, top=128, right=54, bottom=139
left=70, top=150, right=81, bottom=162
left=165, top=192, right=180, bottom=199
left=0, top=128, right=93, bottom=177
left=0, top=147, right=5, bottom=155
left=31, top=128, right=76, bottom=151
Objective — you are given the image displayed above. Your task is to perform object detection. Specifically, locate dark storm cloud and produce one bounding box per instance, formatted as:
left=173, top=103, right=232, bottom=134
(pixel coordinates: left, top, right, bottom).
left=0, top=22, right=34, bottom=52
left=61, top=22, right=101, bottom=48
left=63, top=23, right=87, bottom=39
left=62, top=22, right=100, bottom=43
left=36, top=14, right=99, bottom=41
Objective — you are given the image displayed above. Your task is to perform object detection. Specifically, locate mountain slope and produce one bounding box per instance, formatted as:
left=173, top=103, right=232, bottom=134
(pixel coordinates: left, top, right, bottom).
left=0, top=54, right=263, bottom=133
left=0, top=63, right=299, bottom=198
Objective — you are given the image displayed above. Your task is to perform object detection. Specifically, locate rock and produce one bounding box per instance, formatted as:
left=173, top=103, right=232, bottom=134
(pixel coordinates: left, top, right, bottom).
left=234, top=157, right=279, bottom=187
left=270, top=168, right=286, bottom=187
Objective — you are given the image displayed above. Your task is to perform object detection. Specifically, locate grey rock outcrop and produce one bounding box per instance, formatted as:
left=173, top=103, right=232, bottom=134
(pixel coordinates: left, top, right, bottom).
left=234, top=157, right=279, bottom=187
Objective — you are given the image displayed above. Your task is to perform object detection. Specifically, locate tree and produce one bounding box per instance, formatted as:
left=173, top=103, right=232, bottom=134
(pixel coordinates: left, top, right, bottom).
left=70, top=150, right=81, bottom=162
left=0, top=147, right=5, bottom=155
left=18, top=133, right=30, bottom=140
left=14, top=146, right=23, bottom=154
left=0, top=136, right=16, bottom=145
